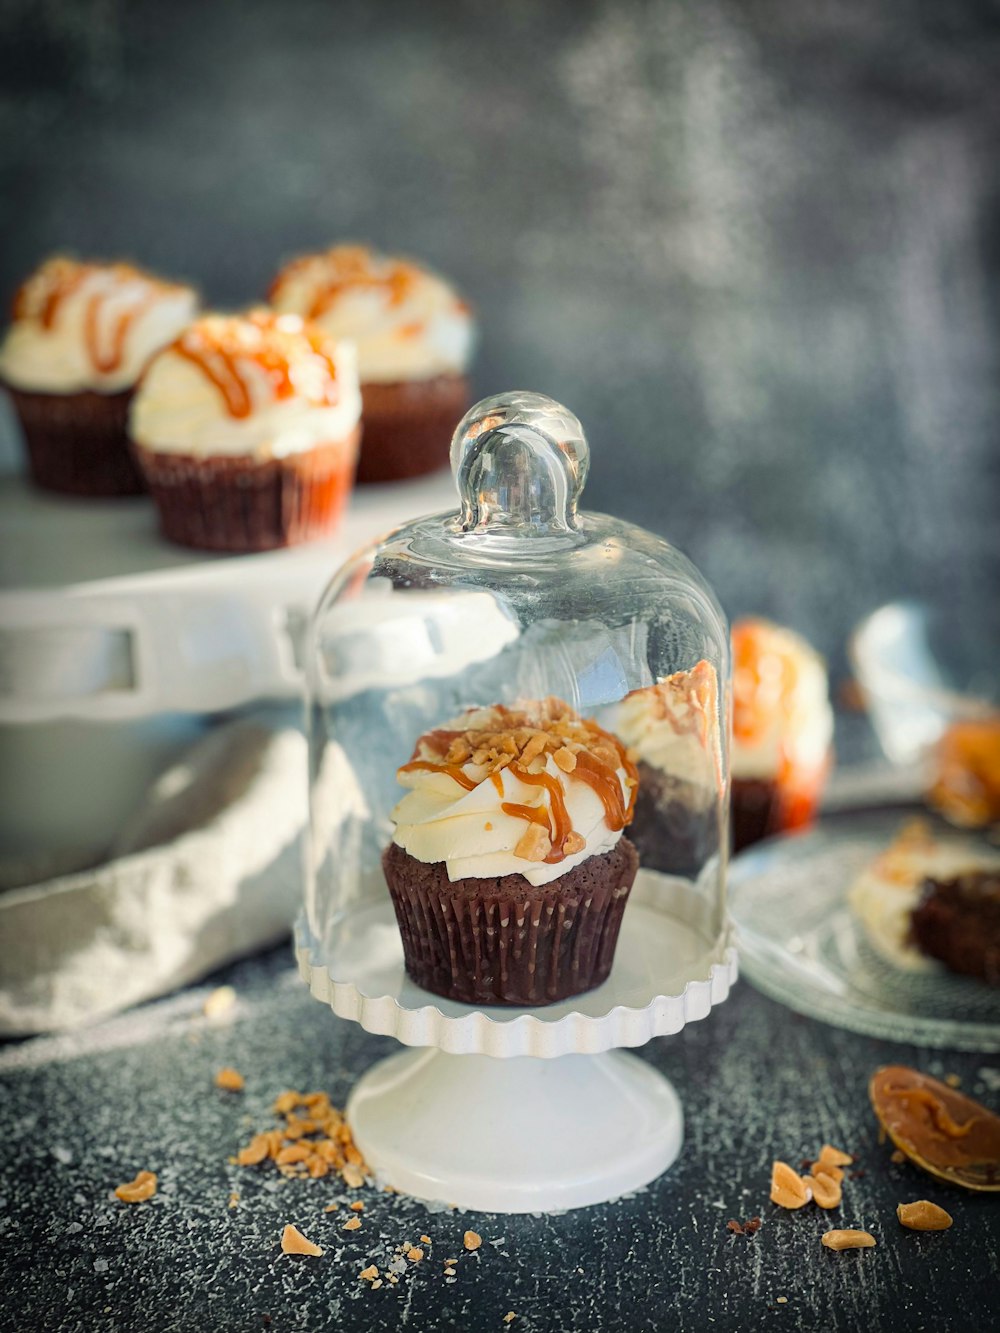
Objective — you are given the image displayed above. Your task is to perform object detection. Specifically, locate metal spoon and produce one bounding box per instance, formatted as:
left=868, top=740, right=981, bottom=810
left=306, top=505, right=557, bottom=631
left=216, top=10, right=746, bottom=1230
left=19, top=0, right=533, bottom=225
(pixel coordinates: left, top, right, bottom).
left=870, top=1065, right=1000, bottom=1192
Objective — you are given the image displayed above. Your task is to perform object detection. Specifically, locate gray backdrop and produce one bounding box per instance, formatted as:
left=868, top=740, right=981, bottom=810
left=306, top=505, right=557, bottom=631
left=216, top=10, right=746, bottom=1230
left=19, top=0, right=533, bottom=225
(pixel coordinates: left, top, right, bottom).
left=2, top=0, right=998, bottom=676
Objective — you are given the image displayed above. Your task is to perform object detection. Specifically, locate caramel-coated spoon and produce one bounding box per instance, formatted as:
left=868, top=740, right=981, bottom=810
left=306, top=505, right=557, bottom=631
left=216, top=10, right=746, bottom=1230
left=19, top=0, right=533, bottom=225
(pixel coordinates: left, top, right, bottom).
left=870, top=1065, right=1000, bottom=1192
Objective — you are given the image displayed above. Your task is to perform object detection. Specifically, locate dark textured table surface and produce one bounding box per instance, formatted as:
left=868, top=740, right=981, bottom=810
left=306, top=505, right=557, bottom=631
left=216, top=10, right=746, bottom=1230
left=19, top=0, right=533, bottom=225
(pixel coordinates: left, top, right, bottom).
left=3, top=934, right=998, bottom=1333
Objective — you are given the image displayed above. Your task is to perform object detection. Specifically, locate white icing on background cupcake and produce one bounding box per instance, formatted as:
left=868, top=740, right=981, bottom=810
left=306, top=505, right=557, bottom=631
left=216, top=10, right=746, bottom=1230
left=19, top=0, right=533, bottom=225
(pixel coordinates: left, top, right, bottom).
left=269, top=245, right=474, bottom=385
left=0, top=257, right=198, bottom=394
left=601, top=660, right=722, bottom=797
left=130, top=310, right=361, bottom=461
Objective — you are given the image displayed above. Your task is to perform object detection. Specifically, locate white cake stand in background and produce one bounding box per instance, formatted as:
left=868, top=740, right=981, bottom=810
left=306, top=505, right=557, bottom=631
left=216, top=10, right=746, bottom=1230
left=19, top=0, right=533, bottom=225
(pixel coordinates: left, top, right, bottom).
left=296, top=871, right=737, bottom=1213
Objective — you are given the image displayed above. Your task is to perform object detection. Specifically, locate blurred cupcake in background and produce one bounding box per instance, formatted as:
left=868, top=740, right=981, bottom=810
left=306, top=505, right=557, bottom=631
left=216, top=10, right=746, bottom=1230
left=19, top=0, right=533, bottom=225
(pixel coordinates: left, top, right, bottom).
left=130, top=310, right=360, bottom=552
left=0, top=257, right=198, bottom=495
left=601, top=660, right=723, bottom=878
left=268, top=244, right=474, bottom=483
left=731, top=618, right=834, bottom=852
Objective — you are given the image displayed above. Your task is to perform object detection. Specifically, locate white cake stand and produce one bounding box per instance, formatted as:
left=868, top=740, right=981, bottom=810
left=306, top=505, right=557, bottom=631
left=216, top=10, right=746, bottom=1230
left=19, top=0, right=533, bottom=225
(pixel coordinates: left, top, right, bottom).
left=296, top=871, right=737, bottom=1213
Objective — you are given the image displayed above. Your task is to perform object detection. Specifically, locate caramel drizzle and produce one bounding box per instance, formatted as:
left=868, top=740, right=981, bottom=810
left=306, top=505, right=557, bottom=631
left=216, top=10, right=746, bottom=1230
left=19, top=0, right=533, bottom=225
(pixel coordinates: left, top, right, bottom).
left=13, top=261, right=178, bottom=376
left=503, top=769, right=573, bottom=864
left=401, top=712, right=637, bottom=865
left=398, top=759, right=478, bottom=791
left=171, top=314, right=341, bottom=420
left=269, top=247, right=420, bottom=322
left=891, top=1087, right=978, bottom=1139
left=85, top=289, right=160, bottom=375
left=174, top=339, right=254, bottom=418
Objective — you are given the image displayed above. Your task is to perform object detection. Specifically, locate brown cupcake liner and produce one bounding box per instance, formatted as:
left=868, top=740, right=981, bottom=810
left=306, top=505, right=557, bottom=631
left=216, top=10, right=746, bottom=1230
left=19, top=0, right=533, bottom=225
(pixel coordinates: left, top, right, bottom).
left=383, top=839, right=638, bottom=1006
left=6, top=384, right=145, bottom=496
left=356, top=373, right=470, bottom=484
left=134, top=432, right=359, bottom=553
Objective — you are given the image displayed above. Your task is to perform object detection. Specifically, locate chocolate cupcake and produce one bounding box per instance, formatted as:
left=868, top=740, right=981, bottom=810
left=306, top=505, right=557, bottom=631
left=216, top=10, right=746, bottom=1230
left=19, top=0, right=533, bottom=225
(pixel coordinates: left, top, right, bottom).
left=0, top=257, right=198, bottom=496
left=268, top=245, right=474, bottom=483
left=731, top=618, right=834, bottom=851
left=601, top=661, right=723, bottom=877
left=382, top=698, right=640, bottom=1006
left=130, top=310, right=360, bottom=552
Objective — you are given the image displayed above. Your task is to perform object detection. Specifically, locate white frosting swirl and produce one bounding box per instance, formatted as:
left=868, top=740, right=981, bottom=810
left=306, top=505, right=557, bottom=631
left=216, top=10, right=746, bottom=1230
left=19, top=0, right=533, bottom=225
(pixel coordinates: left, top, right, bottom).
left=732, top=619, right=834, bottom=781
left=269, top=246, right=474, bottom=385
left=130, top=314, right=361, bottom=461
left=0, top=259, right=198, bottom=394
left=601, top=661, right=722, bottom=797
left=390, top=704, right=633, bottom=887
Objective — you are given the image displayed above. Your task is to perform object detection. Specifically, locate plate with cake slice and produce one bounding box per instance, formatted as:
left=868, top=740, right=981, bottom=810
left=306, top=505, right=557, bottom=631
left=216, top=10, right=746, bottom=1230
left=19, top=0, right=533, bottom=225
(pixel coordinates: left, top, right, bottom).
left=729, top=809, right=1000, bottom=1050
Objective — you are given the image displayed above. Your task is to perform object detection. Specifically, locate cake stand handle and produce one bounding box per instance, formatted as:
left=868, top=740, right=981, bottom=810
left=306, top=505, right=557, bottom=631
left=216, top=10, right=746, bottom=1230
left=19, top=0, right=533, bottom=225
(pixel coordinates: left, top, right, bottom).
left=347, top=1045, right=683, bottom=1214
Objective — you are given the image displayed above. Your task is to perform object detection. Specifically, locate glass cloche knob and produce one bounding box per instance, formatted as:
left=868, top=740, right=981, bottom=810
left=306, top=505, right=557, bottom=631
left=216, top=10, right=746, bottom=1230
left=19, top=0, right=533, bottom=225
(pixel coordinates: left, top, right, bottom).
left=451, top=391, right=590, bottom=537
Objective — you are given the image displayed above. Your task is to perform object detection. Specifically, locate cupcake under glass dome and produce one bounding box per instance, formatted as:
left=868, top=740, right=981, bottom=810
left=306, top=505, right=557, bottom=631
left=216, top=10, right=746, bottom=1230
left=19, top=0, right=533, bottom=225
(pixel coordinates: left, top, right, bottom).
left=305, top=391, right=731, bottom=1014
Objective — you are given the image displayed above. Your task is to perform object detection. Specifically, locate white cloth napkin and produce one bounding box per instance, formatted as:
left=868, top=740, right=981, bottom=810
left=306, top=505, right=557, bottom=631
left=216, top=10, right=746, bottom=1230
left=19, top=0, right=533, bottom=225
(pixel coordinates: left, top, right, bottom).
left=0, top=715, right=307, bottom=1035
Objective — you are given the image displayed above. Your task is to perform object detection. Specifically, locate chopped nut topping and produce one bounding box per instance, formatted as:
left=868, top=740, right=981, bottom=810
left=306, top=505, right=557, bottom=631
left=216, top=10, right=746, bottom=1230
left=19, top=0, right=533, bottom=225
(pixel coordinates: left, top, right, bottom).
left=406, top=1247, right=424, bottom=1262
left=810, top=1173, right=842, bottom=1210
left=769, top=1161, right=811, bottom=1210
left=514, top=823, right=551, bottom=862
left=821, top=1229, right=876, bottom=1251
left=563, top=831, right=586, bottom=855
left=114, top=1170, right=157, bottom=1204
left=234, top=1088, right=368, bottom=1189
left=812, top=1161, right=845, bottom=1185
left=215, top=1067, right=245, bottom=1092
left=463, top=1230, right=482, bottom=1251
left=817, top=1144, right=853, bottom=1168
left=553, top=748, right=577, bottom=772
left=359, top=1265, right=379, bottom=1281
left=897, top=1200, right=953, bottom=1231
left=281, top=1224, right=323, bottom=1256
left=202, top=986, right=236, bottom=1019
left=343, top=1217, right=362, bottom=1231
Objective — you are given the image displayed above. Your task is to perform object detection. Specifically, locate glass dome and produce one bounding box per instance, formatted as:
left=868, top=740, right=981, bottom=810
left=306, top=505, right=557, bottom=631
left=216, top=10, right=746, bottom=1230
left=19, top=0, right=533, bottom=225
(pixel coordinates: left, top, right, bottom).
left=305, top=391, right=730, bottom=1012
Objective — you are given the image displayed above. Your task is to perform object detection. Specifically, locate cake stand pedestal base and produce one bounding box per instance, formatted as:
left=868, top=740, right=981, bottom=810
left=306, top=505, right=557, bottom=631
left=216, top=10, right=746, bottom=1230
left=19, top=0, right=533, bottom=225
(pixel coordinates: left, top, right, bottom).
left=347, top=1045, right=683, bottom=1213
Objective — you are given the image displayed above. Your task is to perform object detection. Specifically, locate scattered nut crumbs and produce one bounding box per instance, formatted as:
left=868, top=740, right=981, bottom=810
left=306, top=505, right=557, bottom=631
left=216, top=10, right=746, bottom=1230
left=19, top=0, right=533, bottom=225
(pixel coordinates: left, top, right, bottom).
left=215, top=1067, right=245, bottom=1092
left=407, top=1247, right=424, bottom=1263
left=726, top=1217, right=762, bottom=1236
left=821, top=1229, right=876, bottom=1251
left=202, top=985, right=236, bottom=1019
left=359, top=1265, right=379, bottom=1281
left=323, top=1203, right=339, bottom=1213
left=464, top=1230, right=482, bottom=1251
left=890, top=1150, right=906, bottom=1165
left=234, top=1088, right=369, bottom=1189
left=228, top=1192, right=239, bottom=1209
left=371, top=1280, right=383, bottom=1290
left=504, top=1315, right=517, bottom=1325
left=114, top=1170, right=157, bottom=1204
left=897, top=1200, right=953, bottom=1231
left=281, top=1224, right=323, bottom=1257
left=444, top=1268, right=457, bottom=1278
left=776, top=1297, right=788, bottom=1305
left=945, top=1074, right=961, bottom=1088
left=420, top=1235, right=431, bottom=1245
left=343, top=1217, right=362, bottom=1231
left=770, top=1161, right=811, bottom=1210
